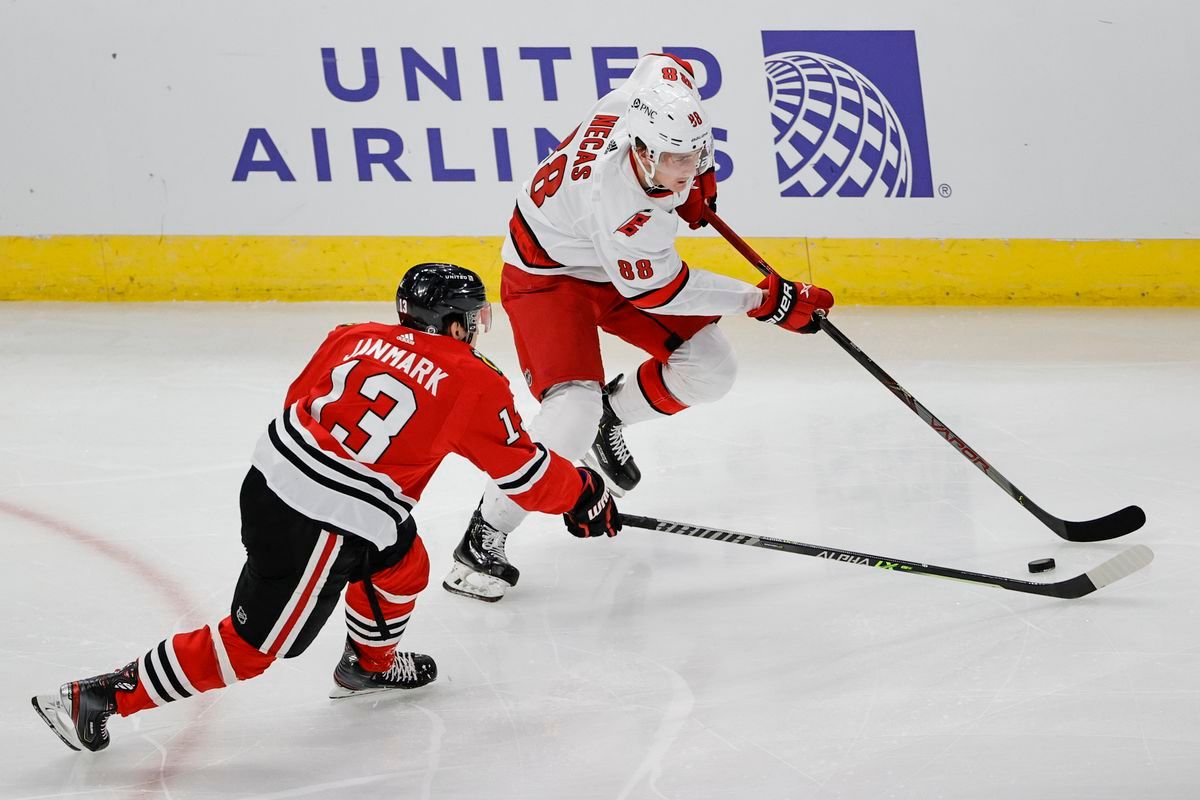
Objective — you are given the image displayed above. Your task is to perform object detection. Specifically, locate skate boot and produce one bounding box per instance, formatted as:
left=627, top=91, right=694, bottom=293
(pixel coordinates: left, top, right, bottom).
left=442, top=503, right=518, bottom=602
left=31, top=661, right=138, bottom=752
left=329, top=638, right=437, bottom=698
left=584, top=375, right=641, bottom=497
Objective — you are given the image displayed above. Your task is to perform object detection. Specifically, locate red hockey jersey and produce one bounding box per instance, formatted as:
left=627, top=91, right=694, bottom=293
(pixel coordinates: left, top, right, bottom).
left=251, top=322, right=583, bottom=548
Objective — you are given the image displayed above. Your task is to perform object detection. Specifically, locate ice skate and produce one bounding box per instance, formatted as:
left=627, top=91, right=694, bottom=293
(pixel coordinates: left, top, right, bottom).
left=584, top=375, right=641, bottom=497
left=442, top=503, right=518, bottom=602
left=30, top=661, right=137, bottom=752
left=329, top=638, right=437, bottom=698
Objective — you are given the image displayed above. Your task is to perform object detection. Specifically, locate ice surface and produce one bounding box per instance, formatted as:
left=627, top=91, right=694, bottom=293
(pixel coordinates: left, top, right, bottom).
left=1, top=304, right=1197, bottom=799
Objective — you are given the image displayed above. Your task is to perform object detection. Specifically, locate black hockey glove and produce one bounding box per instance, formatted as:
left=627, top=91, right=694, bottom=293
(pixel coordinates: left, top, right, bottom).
left=563, top=467, right=621, bottom=538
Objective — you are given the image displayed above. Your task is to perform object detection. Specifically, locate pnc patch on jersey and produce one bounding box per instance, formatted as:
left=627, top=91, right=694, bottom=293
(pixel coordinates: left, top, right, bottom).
left=616, top=210, right=653, bottom=237
left=762, top=31, right=933, bottom=197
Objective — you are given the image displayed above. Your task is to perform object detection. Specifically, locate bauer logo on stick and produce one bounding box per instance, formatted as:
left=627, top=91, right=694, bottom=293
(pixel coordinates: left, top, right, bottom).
left=762, top=31, right=934, bottom=198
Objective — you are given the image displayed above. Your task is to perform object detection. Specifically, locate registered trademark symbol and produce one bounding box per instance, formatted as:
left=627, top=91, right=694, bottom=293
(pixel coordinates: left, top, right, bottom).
left=938, top=183, right=952, bottom=198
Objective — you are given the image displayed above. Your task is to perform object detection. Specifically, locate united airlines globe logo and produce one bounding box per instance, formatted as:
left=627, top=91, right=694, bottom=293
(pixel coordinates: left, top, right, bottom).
left=767, top=51, right=912, bottom=197
left=761, top=32, right=934, bottom=198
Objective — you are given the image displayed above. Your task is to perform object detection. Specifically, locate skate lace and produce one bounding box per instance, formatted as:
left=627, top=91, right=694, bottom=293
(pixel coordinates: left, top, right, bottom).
left=606, top=424, right=631, bottom=465
left=480, top=527, right=508, bottom=560
left=385, top=652, right=418, bottom=684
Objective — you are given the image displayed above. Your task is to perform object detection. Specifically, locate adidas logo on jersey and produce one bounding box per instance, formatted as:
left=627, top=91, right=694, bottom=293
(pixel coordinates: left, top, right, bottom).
left=396, top=332, right=415, bottom=344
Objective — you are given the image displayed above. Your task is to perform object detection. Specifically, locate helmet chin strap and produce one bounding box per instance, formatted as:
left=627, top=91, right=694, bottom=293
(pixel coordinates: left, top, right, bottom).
left=633, top=147, right=668, bottom=192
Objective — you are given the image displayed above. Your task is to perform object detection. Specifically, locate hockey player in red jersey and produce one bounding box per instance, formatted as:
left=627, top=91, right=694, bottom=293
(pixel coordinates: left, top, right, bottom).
left=30, top=262, right=620, bottom=753
left=442, top=53, right=835, bottom=602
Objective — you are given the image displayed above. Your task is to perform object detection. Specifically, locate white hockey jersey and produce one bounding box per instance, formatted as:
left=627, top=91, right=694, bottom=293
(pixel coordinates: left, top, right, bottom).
left=500, top=53, right=763, bottom=318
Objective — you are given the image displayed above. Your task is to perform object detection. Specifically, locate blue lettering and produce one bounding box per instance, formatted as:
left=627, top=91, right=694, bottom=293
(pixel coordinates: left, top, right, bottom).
left=520, top=47, right=571, bottom=101
left=663, top=46, right=722, bottom=99
left=312, top=128, right=331, bottom=181
left=401, top=47, right=461, bottom=101
left=591, top=47, right=638, bottom=98
left=493, top=128, right=512, bottom=181
left=321, top=47, right=379, bottom=102
left=483, top=47, right=503, bottom=101
left=534, top=128, right=564, bottom=162
left=427, top=129, right=475, bottom=181
left=232, top=128, right=295, bottom=181
left=353, top=128, right=410, bottom=181
left=713, top=127, right=732, bottom=182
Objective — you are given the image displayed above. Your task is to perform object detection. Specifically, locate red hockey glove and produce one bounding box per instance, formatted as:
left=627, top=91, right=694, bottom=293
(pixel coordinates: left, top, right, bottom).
left=748, top=273, right=835, bottom=334
left=675, top=169, right=717, bottom=230
left=563, top=467, right=621, bottom=538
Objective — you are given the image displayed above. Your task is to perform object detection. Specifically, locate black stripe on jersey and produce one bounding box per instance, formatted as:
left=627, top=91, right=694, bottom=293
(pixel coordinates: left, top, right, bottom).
left=269, top=419, right=409, bottom=529
left=496, top=444, right=549, bottom=493
left=142, top=649, right=175, bottom=703
left=281, top=410, right=414, bottom=515
left=156, top=641, right=192, bottom=699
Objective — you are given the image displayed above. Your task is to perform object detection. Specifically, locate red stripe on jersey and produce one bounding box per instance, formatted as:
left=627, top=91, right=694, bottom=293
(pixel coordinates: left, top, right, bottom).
left=648, top=52, right=696, bottom=77
left=636, top=359, right=688, bottom=416
left=629, top=262, right=691, bottom=310
left=508, top=205, right=563, bottom=269
left=267, top=534, right=339, bottom=657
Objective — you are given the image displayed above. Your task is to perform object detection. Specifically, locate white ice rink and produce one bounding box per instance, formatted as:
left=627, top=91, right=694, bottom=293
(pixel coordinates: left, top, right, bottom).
left=1, top=303, right=1197, bottom=799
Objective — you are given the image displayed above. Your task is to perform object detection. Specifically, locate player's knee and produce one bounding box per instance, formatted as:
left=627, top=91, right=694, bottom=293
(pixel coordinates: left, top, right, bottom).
left=669, top=328, right=738, bottom=405
left=218, top=617, right=276, bottom=677
left=531, top=380, right=602, bottom=460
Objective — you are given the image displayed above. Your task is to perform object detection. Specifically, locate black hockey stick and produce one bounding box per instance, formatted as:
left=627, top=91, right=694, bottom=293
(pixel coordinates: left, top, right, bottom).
left=620, top=513, right=1154, bottom=600
left=700, top=207, right=1146, bottom=542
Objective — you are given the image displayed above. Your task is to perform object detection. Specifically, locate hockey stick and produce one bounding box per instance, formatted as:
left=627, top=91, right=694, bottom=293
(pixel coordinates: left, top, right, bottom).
left=620, top=513, right=1154, bottom=600
left=700, top=207, right=1146, bottom=542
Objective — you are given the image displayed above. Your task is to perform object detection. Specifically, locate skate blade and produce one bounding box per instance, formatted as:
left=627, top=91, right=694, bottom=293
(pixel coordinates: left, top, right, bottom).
left=329, top=680, right=435, bottom=700
left=31, top=695, right=82, bottom=752
left=441, top=579, right=504, bottom=603
left=441, top=563, right=507, bottom=602
left=329, top=684, right=389, bottom=699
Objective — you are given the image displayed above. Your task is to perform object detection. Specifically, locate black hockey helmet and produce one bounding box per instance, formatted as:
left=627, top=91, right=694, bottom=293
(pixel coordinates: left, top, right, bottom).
left=395, top=262, right=491, bottom=344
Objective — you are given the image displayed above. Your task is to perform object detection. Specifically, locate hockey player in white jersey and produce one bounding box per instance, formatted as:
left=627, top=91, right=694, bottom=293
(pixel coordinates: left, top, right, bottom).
left=444, top=53, right=834, bottom=602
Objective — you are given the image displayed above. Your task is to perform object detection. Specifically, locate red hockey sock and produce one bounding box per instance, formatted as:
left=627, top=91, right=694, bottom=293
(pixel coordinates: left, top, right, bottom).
left=345, top=537, right=429, bottom=672
left=116, top=617, right=275, bottom=716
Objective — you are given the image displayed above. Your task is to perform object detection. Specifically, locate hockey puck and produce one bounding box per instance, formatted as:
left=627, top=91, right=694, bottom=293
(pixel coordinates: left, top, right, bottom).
left=1028, top=558, right=1056, bottom=574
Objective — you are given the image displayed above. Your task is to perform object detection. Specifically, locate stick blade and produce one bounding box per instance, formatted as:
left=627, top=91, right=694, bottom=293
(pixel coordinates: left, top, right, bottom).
left=1084, top=544, right=1155, bottom=592
left=1061, top=505, right=1146, bottom=542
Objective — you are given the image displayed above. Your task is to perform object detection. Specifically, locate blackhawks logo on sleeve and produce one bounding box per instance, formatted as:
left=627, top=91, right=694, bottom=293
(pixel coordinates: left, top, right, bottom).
left=471, top=349, right=504, bottom=376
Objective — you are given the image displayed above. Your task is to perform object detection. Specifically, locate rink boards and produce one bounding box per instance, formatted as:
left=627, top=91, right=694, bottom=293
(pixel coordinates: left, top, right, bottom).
left=3, top=235, right=1196, bottom=304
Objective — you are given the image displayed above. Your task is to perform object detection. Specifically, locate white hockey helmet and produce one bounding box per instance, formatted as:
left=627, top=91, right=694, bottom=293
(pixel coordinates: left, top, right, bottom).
left=626, top=82, right=714, bottom=183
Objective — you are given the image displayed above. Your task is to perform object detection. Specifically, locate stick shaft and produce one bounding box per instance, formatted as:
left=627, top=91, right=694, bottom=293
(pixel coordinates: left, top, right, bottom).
left=700, top=206, right=1144, bottom=542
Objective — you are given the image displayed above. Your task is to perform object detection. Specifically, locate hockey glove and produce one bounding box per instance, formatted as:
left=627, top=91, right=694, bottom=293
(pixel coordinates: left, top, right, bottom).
left=748, top=273, right=835, bottom=334
left=563, top=467, right=621, bottom=538
left=675, top=169, right=717, bottom=230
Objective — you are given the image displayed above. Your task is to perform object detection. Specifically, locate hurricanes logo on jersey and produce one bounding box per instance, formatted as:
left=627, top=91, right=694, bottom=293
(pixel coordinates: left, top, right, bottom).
left=616, top=210, right=652, bottom=237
